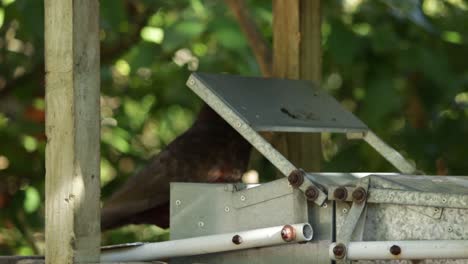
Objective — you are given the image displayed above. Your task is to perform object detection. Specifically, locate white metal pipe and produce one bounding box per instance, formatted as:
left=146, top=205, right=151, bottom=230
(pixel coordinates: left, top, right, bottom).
left=101, top=223, right=313, bottom=262
left=329, top=240, right=468, bottom=260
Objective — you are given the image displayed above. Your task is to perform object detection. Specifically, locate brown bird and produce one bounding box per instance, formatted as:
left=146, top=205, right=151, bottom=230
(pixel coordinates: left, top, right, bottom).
left=101, top=104, right=252, bottom=230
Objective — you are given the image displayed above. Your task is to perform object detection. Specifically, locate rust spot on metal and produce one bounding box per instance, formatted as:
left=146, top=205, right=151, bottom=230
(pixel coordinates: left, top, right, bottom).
left=288, top=169, right=305, bottom=188
left=281, top=225, right=296, bottom=242
left=333, top=243, right=346, bottom=259
left=333, top=187, right=348, bottom=201
left=305, top=186, right=319, bottom=202
left=232, top=235, right=243, bottom=245
left=352, top=187, right=367, bottom=203
left=390, top=245, right=401, bottom=256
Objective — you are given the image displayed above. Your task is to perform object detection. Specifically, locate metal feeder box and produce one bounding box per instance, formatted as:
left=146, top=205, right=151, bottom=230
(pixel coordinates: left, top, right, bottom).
left=103, top=73, right=468, bottom=264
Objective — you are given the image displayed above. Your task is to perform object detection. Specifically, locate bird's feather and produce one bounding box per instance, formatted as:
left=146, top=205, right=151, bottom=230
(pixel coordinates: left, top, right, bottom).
left=101, top=105, right=251, bottom=229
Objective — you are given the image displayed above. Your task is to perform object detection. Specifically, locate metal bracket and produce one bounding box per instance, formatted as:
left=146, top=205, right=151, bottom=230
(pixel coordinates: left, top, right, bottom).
left=366, top=188, right=468, bottom=209
left=362, top=131, right=417, bottom=174
left=334, top=177, right=370, bottom=263
left=232, top=178, right=293, bottom=209
left=329, top=186, right=468, bottom=210
left=329, top=186, right=446, bottom=219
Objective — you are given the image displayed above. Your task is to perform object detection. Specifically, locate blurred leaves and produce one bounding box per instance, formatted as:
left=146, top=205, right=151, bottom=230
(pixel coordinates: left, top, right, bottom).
left=23, top=186, right=39, bottom=214
left=0, top=0, right=467, bottom=255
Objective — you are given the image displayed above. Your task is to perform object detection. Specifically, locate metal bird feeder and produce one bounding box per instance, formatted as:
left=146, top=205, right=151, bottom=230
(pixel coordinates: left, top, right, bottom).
left=102, top=73, right=468, bottom=263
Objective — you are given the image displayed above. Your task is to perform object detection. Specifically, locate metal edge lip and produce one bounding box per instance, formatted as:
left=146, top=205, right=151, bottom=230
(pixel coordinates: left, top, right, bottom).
left=187, top=72, right=252, bottom=128
left=254, top=125, right=369, bottom=133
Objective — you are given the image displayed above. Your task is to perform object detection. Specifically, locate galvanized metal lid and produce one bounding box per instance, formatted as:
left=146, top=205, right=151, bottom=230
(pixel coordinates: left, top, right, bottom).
left=187, top=72, right=368, bottom=134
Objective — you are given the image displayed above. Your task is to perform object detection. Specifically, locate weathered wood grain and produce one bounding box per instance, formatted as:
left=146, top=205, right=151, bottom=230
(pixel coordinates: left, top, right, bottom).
left=272, top=0, right=322, bottom=172
left=44, top=0, right=101, bottom=263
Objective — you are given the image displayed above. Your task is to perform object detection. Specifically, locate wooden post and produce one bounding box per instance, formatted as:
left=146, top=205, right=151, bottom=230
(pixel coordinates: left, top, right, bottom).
left=273, top=0, right=322, bottom=171
left=44, top=1, right=100, bottom=263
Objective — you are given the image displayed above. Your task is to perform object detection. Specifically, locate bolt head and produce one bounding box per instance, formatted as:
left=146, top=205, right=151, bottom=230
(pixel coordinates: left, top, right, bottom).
left=232, top=235, right=243, bottom=245
left=389, top=245, right=401, bottom=255
left=280, top=225, right=296, bottom=242
left=288, top=169, right=305, bottom=188
left=333, top=187, right=348, bottom=201
left=333, top=243, right=346, bottom=259
left=352, top=187, right=367, bottom=203
left=305, top=186, right=319, bottom=201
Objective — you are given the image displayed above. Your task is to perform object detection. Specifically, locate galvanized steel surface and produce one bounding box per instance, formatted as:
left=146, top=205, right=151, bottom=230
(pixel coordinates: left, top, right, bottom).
left=188, top=72, right=368, bottom=133
left=367, top=189, right=468, bottom=209
left=363, top=204, right=468, bottom=241
left=170, top=180, right=332, bottom=264
left=169, top=172, right=468, bottom=263
left=326, top=174, right=468, bottom=209
left=170, top=181, right=309, bottom=238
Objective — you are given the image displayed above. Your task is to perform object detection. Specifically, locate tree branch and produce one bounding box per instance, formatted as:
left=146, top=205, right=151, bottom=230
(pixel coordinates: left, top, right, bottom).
left=101, top=0, right=155, bottom=65
left=225, top=0, right=273, bottom=77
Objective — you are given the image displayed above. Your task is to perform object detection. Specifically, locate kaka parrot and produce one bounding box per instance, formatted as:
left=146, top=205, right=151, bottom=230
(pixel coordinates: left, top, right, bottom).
left=101, top=104, right=252, bottom=230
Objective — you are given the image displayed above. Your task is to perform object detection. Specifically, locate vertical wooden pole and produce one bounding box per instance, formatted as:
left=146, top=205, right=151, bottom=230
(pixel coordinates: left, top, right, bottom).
left=273, top=0, right=322, bottom=171
left=45, top=0, right=100, bottom=263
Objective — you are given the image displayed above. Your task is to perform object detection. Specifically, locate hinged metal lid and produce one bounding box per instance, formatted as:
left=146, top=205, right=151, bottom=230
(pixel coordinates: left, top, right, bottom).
left=186, top=72, right=417, bottom=187
left=188, top=72, right=368, bottom=133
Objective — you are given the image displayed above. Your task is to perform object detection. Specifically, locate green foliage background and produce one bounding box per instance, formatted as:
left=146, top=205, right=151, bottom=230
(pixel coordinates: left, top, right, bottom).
left=0, top=0, right=467, bottom=255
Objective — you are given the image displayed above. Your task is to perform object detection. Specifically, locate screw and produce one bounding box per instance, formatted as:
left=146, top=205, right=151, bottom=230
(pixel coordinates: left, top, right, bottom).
left=333, top=187, right=348, bottom=201
left=342, top=208, right=348, bottom=214
left=288, top=169, right=305, bottom=188
left=188, top=79, right=195, bottom=85
left=281, top=225, right=296, bottom=242
left=442, top=198, right=447, bottom=203
left=333, top=243, right=346, bottom=259
left=389, top=245, right=401, bottom=256
left=236, top=121, right=242, bottom=128
left=322, top=202, right=328, bottom=208
left=232, top=235, right=243, bottom=245
left=198, top=221, right=204, bottom=228
left=224, top=206, right=230, bottom=212
left=175, top=200, right=181, bottom=206
left=240, top=195, right=246, bottom=201
left=448, top=226, right=453, bottom=232
left=305, top=186, right=319, bottom=202
left=352, top=187, right=367, bottom=203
